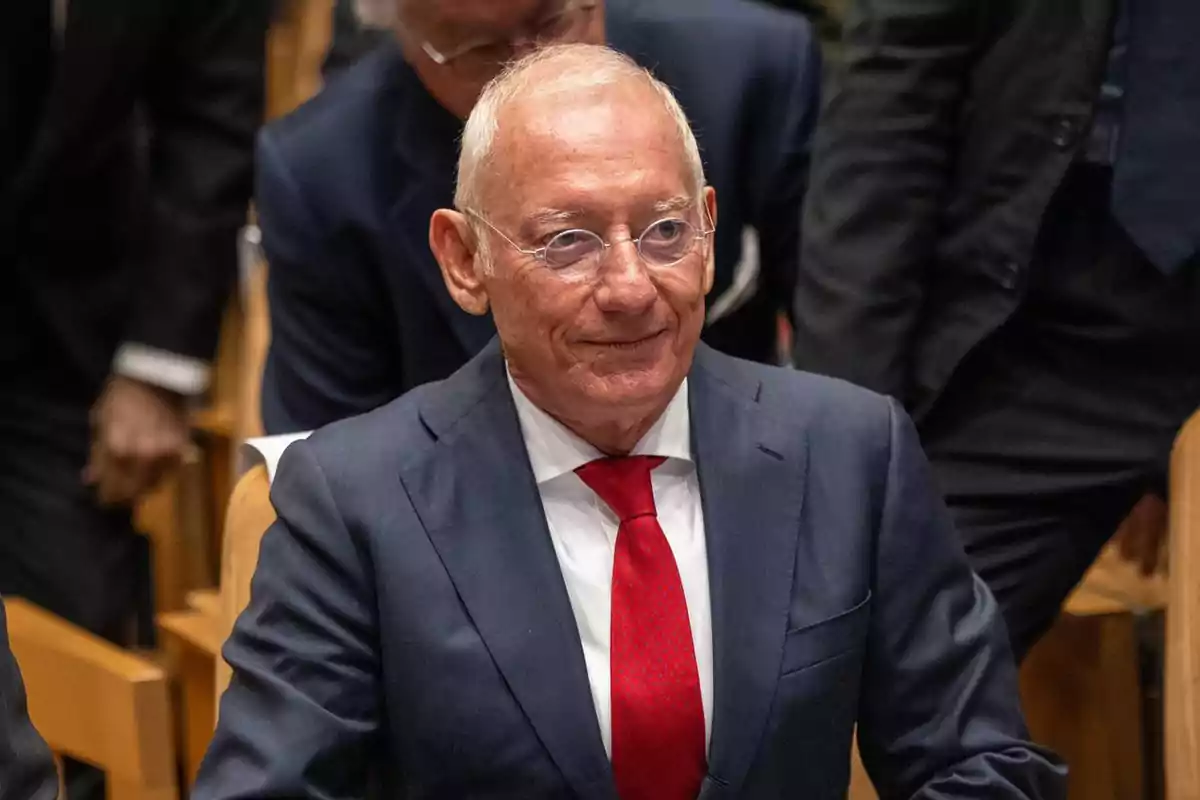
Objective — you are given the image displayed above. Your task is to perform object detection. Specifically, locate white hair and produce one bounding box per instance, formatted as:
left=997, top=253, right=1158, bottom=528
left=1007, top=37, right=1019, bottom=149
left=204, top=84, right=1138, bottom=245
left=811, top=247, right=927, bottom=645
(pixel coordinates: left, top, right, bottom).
left=455, top=44, right=708, bottom=254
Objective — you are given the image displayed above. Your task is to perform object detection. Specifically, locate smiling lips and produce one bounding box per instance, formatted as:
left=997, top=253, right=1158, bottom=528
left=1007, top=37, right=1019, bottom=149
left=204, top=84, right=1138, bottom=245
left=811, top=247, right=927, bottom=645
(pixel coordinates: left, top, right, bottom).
left=583, top=330, right=668, bottom=349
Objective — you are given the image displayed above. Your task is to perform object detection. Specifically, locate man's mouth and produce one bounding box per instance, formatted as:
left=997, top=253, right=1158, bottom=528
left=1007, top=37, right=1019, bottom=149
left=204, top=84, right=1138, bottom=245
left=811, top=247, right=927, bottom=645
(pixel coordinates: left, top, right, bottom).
left=585, top=330, right=667, bottom=349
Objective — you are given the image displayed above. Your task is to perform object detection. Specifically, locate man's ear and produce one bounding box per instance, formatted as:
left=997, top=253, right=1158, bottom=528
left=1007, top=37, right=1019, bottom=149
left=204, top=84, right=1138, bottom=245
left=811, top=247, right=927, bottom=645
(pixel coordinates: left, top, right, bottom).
left=701, top=186, right=718, bottom=295
left=430, top=209, right=490, bottom=315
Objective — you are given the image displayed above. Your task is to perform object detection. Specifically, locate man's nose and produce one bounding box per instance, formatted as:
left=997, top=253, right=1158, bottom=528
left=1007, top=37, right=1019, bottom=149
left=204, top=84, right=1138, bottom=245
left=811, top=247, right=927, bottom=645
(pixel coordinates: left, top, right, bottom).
left=594, top=240, right=658, bottom=314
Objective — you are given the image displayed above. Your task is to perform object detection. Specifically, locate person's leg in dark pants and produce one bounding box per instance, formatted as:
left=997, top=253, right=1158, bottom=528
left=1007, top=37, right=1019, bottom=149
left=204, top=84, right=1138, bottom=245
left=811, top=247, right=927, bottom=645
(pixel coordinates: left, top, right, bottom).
left=0, top=397, right=144, bottom=641
left=920, top=166, right=1200, bottom=660
left=920, top=321, right=1199, bottom=661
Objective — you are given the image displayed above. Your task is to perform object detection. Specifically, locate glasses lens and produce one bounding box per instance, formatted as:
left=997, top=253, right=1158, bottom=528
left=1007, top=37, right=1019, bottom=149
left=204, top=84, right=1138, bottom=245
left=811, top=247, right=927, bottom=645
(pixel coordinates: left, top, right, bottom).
left=543, top=229, right=605, bottom=269
left=638, top=218, right=698, bottom=266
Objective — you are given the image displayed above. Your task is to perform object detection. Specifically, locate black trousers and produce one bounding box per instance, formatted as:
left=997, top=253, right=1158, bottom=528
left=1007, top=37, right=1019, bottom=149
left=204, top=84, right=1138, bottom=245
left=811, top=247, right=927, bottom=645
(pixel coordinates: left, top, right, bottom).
left=0, top=388, right=148, bottom=644
left=920, top=166, right=1200, bottom=662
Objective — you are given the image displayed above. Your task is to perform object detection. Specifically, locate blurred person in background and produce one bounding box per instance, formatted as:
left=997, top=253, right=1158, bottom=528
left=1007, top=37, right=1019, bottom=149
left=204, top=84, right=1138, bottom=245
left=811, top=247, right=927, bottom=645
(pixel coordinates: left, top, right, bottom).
left=0, top=0, right=268, bottom=655
left=258, top=0, right=820, bottom=434
left=795, top=0, right=1200, bottom=660
left=323, top=0, right=842, bottom=75
left=762, top=0, right=842, bottom=44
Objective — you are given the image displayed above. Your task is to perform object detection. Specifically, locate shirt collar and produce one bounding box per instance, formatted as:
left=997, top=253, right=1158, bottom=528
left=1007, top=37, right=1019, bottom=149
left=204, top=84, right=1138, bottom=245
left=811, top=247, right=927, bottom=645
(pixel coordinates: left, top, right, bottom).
left=506, top=367, right=692, bottom=485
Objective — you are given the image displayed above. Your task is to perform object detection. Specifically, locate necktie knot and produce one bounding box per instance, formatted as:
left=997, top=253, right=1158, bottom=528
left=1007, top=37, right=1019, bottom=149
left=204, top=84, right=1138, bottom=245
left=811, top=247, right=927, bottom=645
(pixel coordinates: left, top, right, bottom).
left=575, top=456, right=665, bottom=522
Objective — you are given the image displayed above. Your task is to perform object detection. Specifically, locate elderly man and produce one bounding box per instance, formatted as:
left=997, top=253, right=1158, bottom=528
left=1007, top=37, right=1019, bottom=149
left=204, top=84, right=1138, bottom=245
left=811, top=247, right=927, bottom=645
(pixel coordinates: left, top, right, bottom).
left=258, top=0, right=819, bottom=434
left=197, top=46, right=1063, bottom=799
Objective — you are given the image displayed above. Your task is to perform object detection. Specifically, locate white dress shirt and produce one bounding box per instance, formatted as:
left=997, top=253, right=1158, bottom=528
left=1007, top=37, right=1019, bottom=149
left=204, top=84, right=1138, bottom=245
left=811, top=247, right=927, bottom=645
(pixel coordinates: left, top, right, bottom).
left=507, top=371, right=713, bottom=758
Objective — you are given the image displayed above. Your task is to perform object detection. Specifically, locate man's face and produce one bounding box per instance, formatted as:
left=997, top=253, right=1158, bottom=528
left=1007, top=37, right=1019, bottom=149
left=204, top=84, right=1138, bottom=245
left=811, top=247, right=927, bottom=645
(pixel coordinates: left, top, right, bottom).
left=476, top=83, right=716, bottom=432
left=402, top=0, right=606, bottom=119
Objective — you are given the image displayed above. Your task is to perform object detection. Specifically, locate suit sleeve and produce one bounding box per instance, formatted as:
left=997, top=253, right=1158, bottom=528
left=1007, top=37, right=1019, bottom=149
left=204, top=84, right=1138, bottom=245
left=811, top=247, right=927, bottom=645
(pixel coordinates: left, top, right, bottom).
left=751, top=17, right=822, bottom=329
left=858, top=400, right=1067, bottom=798
left=257, top=130, right=401, bottom=434
left=122, top=0, right=270, bottom=365
left=793, top=0, right=979, bottom=400
left=193, top=443, right=380, bottom=800
left=0, top=600, right=59, bottom=800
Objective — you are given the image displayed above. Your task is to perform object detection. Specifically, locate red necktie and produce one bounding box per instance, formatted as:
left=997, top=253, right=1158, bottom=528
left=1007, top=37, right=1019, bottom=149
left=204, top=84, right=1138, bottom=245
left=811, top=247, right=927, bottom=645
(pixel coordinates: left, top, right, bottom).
left=575, top=456, right=706, bottom=800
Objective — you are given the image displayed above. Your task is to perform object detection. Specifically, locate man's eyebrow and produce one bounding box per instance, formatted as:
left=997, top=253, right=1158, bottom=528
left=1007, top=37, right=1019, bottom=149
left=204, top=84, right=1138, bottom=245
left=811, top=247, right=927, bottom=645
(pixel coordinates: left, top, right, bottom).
left=652, top=196, right=693, bottom=214
left=527, top=208, right=586, bottom=227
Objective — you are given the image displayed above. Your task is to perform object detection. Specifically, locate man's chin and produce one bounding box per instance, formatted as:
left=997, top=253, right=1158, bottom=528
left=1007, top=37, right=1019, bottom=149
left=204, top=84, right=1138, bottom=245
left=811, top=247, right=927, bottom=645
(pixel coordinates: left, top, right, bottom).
left=582, top=367, right=681, bottom=407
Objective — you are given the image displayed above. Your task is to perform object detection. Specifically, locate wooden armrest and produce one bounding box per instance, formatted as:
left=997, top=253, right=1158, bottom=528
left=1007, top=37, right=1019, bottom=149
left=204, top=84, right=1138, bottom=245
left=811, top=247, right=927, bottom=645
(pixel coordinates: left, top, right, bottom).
left=1063, top=544, right=1169, bottom=618
left=159, top=610, right=224, bottom=658
left=187, top=589, right=222, bottom=619
left=190, top=404, right=237, bottom=439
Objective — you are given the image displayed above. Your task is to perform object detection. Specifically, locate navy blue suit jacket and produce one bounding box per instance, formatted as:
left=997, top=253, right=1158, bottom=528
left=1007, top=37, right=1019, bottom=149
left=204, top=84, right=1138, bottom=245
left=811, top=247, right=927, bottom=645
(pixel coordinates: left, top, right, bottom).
left=257, top=0, right=820, bottom=434
left=197, top=343, right=1065, bottom=798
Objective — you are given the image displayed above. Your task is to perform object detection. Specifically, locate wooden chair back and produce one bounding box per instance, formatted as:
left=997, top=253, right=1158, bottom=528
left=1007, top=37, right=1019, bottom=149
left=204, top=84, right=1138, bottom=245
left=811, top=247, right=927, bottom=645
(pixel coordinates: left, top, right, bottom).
left=6, top=599, right=178, bottom=800
left=267, top=0, right=334, bottom=120
left=215, top=465, right=278, bottom=706
left=1167, top=409, right=1200, bottom=800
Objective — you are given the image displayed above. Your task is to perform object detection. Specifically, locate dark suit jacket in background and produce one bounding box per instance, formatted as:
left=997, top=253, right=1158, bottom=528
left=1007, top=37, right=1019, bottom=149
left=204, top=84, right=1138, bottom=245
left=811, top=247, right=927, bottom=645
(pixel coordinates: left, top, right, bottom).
left=794, top=0, right=1119, bottom=419
left=197, top=342, right=1065, bottom=798
left=763, top=0, right=844, bottom=42
left=1, top=0, right=269, bottom=401
left=0, top=600, right=58, bottom=800
left=258, top=0, right=821, bottom=434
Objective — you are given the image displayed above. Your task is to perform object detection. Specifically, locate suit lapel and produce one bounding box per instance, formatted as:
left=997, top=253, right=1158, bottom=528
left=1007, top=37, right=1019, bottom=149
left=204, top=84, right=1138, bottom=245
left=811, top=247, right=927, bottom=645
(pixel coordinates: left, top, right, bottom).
left=689, top=346, right=808, bottom=793
left=400, top=344, right=616, bottom=800
left=381, top=49, right=496, bottom=355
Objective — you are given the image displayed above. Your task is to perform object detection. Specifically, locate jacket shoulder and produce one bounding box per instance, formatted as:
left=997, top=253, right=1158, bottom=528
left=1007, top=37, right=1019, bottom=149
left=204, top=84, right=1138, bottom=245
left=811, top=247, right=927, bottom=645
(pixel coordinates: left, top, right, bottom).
left=297, top=379, right=442, bottom=495
left=258, top=46, right=395, bottom=185
left=699, top=350, right=896, bottom=448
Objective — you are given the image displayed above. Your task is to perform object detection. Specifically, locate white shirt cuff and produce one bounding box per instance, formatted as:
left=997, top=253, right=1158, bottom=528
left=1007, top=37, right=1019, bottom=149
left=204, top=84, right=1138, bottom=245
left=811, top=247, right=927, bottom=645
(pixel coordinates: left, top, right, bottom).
left=113, top=343, right=212, bottom=396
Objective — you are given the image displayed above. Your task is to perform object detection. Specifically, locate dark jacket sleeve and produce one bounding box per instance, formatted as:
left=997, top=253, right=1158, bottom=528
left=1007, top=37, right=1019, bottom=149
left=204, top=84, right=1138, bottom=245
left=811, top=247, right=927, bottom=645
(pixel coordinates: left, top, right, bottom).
left=193, top=442, right=380, bottom=799
left=860, top=400, right=1067, bottom=797
left=793, top=0, right=980, bottom=400
left=122, top=0, right=270, bottom=362
left=257, top=129, right=400, bottom=435
left=0, top=600, right=59, bottom=800
left=751, top=17, right=822, bottom=330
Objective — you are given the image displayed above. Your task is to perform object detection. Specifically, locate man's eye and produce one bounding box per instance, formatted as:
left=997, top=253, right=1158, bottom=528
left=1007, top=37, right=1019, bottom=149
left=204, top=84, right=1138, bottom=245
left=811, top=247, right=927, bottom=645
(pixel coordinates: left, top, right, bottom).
left=643, top=219, right=687, bottom=244
left=543, top=230, right=601, bottom=267
left=545, top=230, right=589, bottom=247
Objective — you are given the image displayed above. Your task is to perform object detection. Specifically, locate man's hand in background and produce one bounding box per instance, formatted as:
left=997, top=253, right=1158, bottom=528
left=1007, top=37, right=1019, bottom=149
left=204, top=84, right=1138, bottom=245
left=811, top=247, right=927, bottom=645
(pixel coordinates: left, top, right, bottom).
left=84, top=376, right=190, bottom=506
left=1114, top=492, right=1169, bottom=577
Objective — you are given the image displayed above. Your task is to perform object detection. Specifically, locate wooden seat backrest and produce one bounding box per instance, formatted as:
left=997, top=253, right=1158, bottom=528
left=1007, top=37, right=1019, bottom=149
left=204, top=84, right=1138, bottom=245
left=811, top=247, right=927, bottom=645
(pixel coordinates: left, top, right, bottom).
left=1167, top=409, right=1200, bottom=800
left=215, top=465, right=278, bottom=707
left=7, top=599, right=178, bottom=800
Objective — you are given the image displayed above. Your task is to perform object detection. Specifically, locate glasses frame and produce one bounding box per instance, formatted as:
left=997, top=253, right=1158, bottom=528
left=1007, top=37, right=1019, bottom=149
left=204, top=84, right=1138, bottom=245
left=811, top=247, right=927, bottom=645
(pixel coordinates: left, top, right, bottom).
left=463, top=208, right=716, bottom=273
left=419, top=0, right=599, bottom=71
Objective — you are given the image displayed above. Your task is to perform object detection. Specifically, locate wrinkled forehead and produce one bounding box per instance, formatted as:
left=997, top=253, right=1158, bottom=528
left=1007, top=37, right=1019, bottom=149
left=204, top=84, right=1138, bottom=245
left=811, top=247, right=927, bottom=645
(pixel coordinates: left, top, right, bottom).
left=482, top=84, right=693, bottom=217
